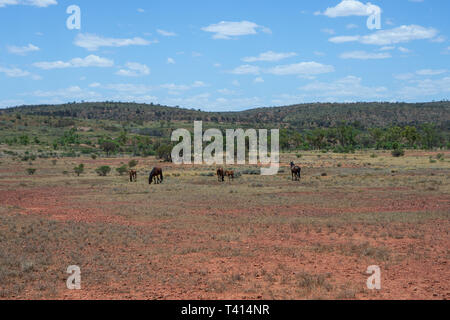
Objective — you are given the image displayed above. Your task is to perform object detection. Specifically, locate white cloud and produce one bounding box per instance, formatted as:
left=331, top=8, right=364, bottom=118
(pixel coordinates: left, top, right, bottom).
left=321, top=0, right=381, bottom=18
left=230, top=64, right=261, bottom=75
left=116, top=62, right=150, bottom=77
left=266, top=62, right=334, bottom=76
left=201, top=21, right=271, bottom=39
left=254, top=77, right=264, bottom=83
left=242, top=51, right=297, bottom=62
left=7, top=43, right=39, bottom=55
left=398, top=77, right=450, bottom=98
left=34, top=55, right=114, bottom=69
left=398, top=46, right=411, bottom=53
left=394, top=69, right=447, bottom=81
left=167, top=57, right=175, bottom=64
left=157, top=29, right=177, bottom=37
left=0, top=66, right=40, bottom=79
left=0, top=0, right=57, bottom=8
left=74, top=33, right=156, bottom=51
left=329, top=25, right=439, bottom=45
left=321, top=28, right=335, bottom=35
left=137, top=8, right=145, bottom=13
left=229, top=61, right=334, bottom=77
left=416, top=69, right=447, bottom=76
left=29, top=86, right=102, bottom=102
left=346, top=23, right=359, bottom=29
left=299, top=75, right=388, bottom=99
left=340, top=50, right=391, bottom=59
left=379, top=46, right=395, bottom=51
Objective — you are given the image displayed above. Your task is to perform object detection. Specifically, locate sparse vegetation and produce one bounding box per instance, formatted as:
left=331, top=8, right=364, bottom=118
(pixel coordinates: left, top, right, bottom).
left=95, top=166, right=111, bottom=176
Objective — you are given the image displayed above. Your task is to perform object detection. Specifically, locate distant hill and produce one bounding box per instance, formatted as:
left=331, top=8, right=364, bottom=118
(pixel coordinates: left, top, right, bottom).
left=2, top=101, right=450, bottom=130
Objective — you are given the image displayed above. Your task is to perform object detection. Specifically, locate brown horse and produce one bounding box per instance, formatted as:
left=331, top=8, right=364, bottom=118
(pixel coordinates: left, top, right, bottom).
left=129, top=169, right=137, bottom=182
left=217, top=168, right=225, bottom=182
left=149, top=167, right=163, bottom=184
left=225, top=170, right=234, bottom=181
left=290, top=162, right=301, bottom=181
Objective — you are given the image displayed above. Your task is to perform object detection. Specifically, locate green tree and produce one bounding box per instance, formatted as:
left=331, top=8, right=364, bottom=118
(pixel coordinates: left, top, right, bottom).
left=95, top=166, right=111, bottom=176
left=74, top=164, right=84, bottom=176
left=156, top=144, right=172, bottom=162
left=101, top=141, right=118, bottom=156
left=116, top=165, right=128, bottom=176
left=421, top=124, right=439, bottom=150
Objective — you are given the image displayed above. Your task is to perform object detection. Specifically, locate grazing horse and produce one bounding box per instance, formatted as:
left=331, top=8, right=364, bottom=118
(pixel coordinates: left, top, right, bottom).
left=225, top=170, right=234, bottom=181
left=149, top=167, right=163, bottom=184
left=290, top=162, right=301, bottom=181
left=217, top=168, right=225, bottom=182
left=129, top=169, right=137, bottom=182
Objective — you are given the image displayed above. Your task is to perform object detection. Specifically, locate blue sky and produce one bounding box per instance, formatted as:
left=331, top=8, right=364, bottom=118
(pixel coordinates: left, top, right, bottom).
left=0, top=0, right=449, bottom=111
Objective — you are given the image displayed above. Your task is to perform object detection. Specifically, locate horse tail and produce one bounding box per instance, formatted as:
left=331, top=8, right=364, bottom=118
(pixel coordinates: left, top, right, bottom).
left=160, top=170, right=163, bottom=182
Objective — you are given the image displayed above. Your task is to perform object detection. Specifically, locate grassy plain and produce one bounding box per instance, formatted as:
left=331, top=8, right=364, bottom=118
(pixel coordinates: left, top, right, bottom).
left=0, top=149, right=449, bottom=299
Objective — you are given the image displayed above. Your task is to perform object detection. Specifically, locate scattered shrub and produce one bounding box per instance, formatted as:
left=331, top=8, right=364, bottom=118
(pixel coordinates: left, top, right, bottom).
left=116, top=165, right=128, bottom=176
left=95, top=166, right=111, bottom=176
left=391, top=149, right=405, bottom=157
left=128, top=160, right=139, bottom=168
left=74, top=164, right=84, bottom=176
left=26, top=168, right=36, bottom=175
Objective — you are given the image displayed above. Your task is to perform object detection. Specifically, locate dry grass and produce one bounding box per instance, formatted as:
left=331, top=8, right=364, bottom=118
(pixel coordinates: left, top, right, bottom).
left=0, top=149, right=449, bottom=299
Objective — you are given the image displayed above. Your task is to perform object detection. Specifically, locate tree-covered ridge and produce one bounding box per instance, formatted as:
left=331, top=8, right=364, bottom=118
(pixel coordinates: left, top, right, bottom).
left=2, top=101, right=449, bottom=130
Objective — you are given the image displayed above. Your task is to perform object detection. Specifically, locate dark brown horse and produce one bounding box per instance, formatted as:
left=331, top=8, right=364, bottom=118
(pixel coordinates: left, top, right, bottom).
left=225, top=170, right=234, bottom=181
left=129, top=169, right=137, bottom=182
left=149, top=167, right=163, bottom=184
left=290, top=162, right=301, bottom=181
left=217, top=168, right=225, bottom=182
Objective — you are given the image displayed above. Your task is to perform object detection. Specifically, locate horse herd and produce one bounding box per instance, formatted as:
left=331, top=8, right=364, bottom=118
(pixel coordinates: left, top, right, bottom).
left=129, top=162, right=302, bottom=185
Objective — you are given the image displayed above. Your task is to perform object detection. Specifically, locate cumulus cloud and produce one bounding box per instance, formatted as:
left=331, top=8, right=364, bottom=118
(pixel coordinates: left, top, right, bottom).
left=329, top=25, right=439, bottom=45
left=299, top=75, right=388, bottom=99
left=242, top=51, right=297, bottom=62
left=321, top=0, right=381, bottom=17
left=229, top=64, right=261, bottom=75
left=74, top=33, right=156, bottom=51
left=398, top=77, right=450, bottom=98
left=7, top=43, right=39, bottom=55
left=415, top=69, right=447, bottom=76
left=0, top=66, right=41, bottom=79
left=201, top=21, right=271, bottom=39
left=229, top=61, right=334, bottom=77
left=28, top=86, right=102, bottom=104
left=116, top=62, right=150, bottom=77
left=340, top=50, right=391, bottom=59
left=167, top=57, right=175, bottom=64
left=266, top=62, right=335, bottom=76
left=33, top=55, right=114, bottom=69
